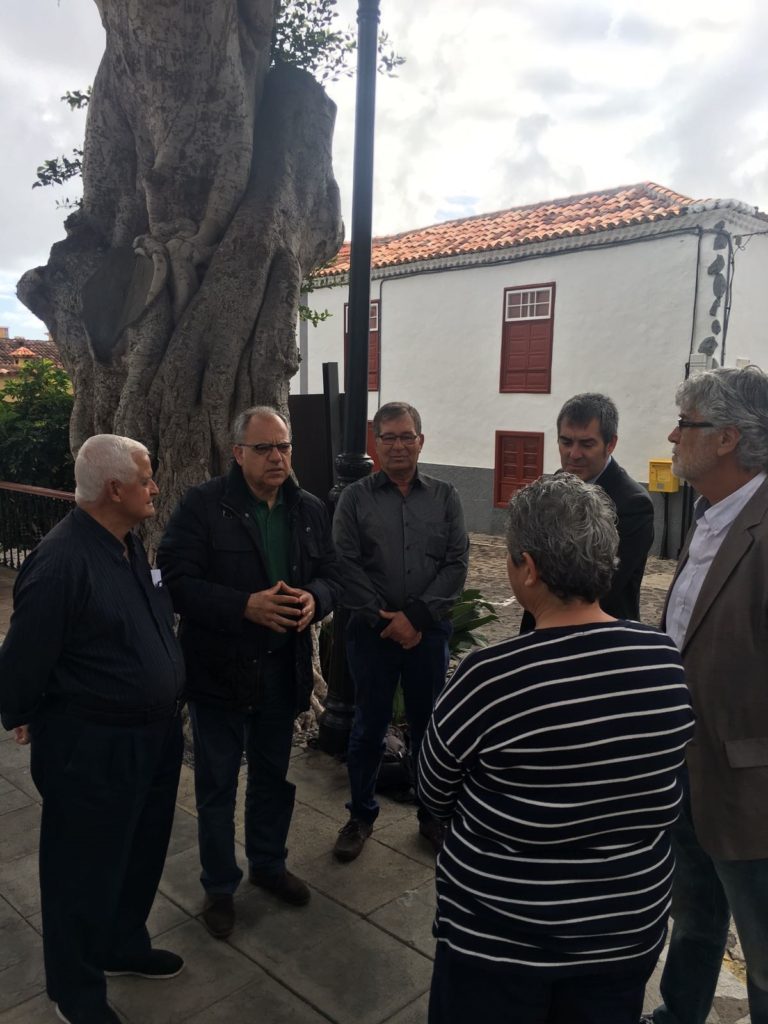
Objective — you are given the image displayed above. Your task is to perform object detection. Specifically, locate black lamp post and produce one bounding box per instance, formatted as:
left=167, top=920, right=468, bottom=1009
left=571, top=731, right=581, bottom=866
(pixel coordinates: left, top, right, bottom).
left=317, top=0, right=380, bottom=754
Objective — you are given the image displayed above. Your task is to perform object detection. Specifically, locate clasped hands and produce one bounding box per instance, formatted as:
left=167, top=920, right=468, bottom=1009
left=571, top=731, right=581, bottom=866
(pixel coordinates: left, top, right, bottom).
left=244, top=581, right=315, bottom=632
left=379, top=609, right=422, bottom=649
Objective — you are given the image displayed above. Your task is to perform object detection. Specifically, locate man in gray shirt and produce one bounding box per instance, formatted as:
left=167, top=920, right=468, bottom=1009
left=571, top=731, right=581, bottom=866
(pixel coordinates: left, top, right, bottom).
left=332, top=401, right=469, bottom=861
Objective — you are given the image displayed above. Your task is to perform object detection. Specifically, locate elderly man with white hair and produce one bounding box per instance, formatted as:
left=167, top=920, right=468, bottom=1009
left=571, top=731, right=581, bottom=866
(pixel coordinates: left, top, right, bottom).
left=0, top=434, right=186, bottom=1024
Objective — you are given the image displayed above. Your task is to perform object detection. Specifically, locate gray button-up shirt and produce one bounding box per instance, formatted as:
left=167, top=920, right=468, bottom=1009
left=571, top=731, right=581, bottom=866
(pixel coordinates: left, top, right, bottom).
left=332, top=469, right=469, bottom=631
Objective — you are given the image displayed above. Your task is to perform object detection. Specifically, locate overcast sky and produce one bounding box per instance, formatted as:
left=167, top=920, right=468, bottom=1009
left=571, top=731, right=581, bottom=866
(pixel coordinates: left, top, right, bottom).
left=2, top=0, right=767, bottom=338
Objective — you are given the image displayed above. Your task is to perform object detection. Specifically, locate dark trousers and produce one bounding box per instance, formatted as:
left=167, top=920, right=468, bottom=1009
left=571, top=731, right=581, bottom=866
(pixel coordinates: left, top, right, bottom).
left=29, top=710, right=182, bottom=1022
left=429, top=944, right=654, bottom=1024
left=345, top=617, right=451, bottom=824
left=653, top=786, right=768, bottom=1024
left=189, top=648, right=297, bottom=893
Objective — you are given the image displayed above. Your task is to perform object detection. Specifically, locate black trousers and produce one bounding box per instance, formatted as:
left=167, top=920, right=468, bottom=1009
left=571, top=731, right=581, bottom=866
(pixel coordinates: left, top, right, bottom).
left=428, top=943, right=655, bottom=1024
left=30, top=709, right=183, bottom=1021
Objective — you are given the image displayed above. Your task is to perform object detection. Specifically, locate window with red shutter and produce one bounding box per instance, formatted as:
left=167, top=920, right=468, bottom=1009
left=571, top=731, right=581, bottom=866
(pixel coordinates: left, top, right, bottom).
left=344, top=300, right=380, bottom=391
left=500, top=284, right=555, bottom=394
left=494, top=431, right=544, bottom=507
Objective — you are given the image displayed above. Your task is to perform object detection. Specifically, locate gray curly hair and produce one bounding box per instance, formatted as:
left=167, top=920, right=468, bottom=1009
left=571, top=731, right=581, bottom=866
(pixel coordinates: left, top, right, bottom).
left=506, top=474, right=619, bottom=603
left=675, top=365, right=768, bottom=472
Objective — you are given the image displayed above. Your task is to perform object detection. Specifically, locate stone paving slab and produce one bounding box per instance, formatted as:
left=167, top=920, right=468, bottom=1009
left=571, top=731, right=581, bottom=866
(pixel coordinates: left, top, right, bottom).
left=368, top=879, right=437, bottom=959
left=0, top=918, right=46, bottom=1013
left=107, top=918, right=263, bottom=1024
left=0, top=993, right=56, bottom=1023
left=185, top=970, right=331, bottom=1024
left=266, top=915, right=433, bottom=1024
left=298, top=839, right=434, bottom=918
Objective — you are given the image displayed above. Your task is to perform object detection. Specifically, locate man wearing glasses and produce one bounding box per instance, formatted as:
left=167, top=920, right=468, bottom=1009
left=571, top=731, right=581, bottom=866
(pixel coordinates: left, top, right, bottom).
left=332, top=401, right=469, bottom=862
left=158, top=406, right=340, bottom=938
left=642, top=366, right=768, bottom=1024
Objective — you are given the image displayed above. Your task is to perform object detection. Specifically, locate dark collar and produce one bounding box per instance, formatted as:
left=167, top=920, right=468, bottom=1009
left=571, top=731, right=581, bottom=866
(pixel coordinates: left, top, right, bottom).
left=371, top=467, right=428, bottom=491
left=71, top=505, right=136, bottom=564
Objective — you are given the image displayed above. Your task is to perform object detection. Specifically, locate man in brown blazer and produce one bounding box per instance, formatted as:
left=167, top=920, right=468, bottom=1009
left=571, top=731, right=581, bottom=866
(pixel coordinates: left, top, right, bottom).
left=644, top=366, right=768, bottom=1024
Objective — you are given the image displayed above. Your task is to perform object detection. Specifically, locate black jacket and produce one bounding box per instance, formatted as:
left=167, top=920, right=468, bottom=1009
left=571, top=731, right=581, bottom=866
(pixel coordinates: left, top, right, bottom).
left=521, top=459, right=654, bottom=629
left=157, top=465, right=341, bottom=714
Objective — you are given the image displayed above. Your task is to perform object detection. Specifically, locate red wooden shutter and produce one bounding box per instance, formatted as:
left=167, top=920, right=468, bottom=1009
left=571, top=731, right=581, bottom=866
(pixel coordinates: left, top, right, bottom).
left=494, top=431, right=544, bottom=507
left=344, top=300, right=380, bottom=392
left=500, top=284, right=555, bottom=394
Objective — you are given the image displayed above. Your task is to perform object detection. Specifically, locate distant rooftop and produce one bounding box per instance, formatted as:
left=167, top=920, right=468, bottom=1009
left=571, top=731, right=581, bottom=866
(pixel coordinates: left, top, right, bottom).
left=317, top=181, right=766, bottom=278
left=0, top=330, right=63, bottom=376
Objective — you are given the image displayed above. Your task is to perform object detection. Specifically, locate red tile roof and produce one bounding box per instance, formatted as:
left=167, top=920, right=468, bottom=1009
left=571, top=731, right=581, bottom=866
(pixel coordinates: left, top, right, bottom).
left=0, top=338, right=63, bottom=374
left=317, top=182, right=733, bottom=278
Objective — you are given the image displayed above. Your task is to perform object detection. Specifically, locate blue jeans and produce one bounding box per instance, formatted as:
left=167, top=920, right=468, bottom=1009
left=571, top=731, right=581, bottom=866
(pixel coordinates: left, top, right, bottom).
left=345, top=616, right=451, bottom=824
left=653, top=786, right=768, bottom=1024
left=189, top=647, right=297, bottom=894
left=429, top=943, right=654, bottom=1024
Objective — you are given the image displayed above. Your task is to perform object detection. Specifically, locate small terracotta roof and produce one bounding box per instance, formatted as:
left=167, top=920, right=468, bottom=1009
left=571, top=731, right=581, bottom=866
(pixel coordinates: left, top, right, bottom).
left=318, top=181, right=758, bottom=278
left=0, top=338, right=63, bottom=374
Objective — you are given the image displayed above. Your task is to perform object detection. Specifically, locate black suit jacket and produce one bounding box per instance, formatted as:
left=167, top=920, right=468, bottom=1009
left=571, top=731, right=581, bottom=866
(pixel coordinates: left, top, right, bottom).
left=520, top=459, right=654, bottom=629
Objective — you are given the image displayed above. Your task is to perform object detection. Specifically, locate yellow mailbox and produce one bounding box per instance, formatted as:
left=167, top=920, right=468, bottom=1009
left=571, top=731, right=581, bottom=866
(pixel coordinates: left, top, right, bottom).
left=648, top=458, right=679, bottom=493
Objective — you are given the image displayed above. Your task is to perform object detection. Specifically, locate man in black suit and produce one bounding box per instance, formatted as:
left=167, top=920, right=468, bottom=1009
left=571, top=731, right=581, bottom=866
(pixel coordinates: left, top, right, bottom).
left=522, top=393, right=654, bottom=627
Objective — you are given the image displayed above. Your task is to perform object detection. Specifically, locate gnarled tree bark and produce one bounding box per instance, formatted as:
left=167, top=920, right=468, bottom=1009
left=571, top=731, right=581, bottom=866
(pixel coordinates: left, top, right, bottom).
left=18, top=0, right=343, bottom=544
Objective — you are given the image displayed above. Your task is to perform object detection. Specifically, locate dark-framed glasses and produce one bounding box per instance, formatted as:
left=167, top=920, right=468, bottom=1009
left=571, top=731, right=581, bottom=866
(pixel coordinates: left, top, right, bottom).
left=676, top=418, right=715, bottom=431
left=377, top=433, right=420, bottom=446
left=237, top=442, right=292, bottom=455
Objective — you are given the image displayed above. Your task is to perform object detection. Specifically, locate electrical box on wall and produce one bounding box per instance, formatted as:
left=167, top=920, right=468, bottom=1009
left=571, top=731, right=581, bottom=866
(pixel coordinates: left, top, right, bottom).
left=648, top=458, right=679, bottom=493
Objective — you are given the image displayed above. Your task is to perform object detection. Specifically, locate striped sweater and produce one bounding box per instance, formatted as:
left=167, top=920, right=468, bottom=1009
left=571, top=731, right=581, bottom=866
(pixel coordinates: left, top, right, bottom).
left=418, top=620, right=694, bottom=975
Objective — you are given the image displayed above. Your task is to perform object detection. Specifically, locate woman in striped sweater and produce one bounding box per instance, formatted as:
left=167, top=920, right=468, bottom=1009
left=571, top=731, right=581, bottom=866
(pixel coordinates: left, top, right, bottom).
left=419, top=474, right=694, bottom=1024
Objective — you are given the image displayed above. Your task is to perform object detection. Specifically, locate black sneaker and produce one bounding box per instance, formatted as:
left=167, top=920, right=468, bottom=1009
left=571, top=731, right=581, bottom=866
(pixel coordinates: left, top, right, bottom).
left=103, top=948, right=184, bottom=979
left=201, top=892, right=235, bottom=938
left=333, top=816, right=373, bottom=862
left=248, top=867, right=311, bottom=906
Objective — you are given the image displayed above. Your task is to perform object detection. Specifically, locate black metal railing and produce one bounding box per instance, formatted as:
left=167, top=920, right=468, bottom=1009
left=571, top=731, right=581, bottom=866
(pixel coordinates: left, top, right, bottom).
left=0, top=481, right=75, bottom=569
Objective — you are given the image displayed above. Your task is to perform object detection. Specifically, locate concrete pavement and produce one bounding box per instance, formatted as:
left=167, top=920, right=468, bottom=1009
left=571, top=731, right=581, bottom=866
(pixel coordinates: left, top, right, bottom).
left=0, top=561, right=751, bottom=1023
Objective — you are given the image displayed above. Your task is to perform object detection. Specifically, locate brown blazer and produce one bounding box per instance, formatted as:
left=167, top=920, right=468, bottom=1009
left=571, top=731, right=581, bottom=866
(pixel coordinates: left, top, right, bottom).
left=662, top=476, right=768, bottom=860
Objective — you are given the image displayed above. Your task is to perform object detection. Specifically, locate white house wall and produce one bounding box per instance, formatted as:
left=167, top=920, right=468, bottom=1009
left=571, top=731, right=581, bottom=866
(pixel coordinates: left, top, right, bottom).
left=301, top=233, right=699, bottom=476
left=296, top=219, right=768, bottom=536
left=721, top=233, right=768, bottom=369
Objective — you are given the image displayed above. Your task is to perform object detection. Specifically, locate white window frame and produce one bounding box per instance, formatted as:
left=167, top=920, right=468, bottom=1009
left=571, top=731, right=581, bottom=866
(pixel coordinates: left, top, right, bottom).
left=504, top=286, right=553, bottom=322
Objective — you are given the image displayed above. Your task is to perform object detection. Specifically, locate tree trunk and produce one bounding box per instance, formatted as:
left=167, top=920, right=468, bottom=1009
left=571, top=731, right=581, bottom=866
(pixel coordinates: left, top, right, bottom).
left=17, top=0, right=343, bottom=545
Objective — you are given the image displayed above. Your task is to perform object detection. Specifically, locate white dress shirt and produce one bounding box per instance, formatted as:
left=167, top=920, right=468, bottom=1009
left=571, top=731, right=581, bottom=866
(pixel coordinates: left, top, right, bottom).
left=666, top=472, right=766, bottom=650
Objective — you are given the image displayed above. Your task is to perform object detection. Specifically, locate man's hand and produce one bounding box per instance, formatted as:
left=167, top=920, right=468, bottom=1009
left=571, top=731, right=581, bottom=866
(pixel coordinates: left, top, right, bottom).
left=279, top=584, right=316, bottom=632
left=244, top=581, right=302, bottom=632
left=379, top=610, right=422, bottom=649
left=13, top=725, right=30, bottom=745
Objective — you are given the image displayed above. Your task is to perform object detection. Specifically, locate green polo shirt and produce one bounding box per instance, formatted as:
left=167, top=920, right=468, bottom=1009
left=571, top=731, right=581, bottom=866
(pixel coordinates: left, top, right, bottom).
left=247, top=489, right=292, bottom=649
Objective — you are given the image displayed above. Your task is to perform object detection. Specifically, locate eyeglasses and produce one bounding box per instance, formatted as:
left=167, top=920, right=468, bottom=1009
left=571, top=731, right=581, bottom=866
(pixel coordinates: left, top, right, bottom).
left=377, top=433, right=420, bottom=446
left=676, top=418, right=715, bottom=431
left=237, top=442, right=292, bottom=455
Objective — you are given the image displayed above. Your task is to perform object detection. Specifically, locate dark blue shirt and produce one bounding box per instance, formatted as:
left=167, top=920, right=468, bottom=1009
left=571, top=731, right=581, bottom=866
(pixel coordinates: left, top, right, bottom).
left=0, top=507, right=185, bottom=729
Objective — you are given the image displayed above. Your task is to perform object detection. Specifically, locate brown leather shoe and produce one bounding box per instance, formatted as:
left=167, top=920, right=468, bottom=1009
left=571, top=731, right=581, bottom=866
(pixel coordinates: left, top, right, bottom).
left=201, top=893, right=234, bottom=938
left=248, top=867, right=311, bottom=906
left=333, top=816, right=373, bottom=862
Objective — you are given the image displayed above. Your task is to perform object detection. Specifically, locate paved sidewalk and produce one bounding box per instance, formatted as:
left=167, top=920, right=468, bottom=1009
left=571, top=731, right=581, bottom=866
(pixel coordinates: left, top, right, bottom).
left=0, top=561, right=751, bottom=1023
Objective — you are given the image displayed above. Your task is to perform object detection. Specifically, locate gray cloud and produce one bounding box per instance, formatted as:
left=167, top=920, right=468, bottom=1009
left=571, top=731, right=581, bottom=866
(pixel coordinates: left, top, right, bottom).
left=518, top=1, right=613, bottom=42
left=636, top=9, right=768, bottom=209
left=614, top=14, right=679, bottom=46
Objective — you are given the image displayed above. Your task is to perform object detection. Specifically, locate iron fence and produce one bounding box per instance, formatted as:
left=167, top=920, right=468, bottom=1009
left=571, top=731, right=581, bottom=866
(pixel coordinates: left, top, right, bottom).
left=0, top=481, right=75, bottom=569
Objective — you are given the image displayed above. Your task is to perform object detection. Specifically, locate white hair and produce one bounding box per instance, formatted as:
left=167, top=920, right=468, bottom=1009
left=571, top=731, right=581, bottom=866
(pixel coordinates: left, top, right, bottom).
left=75, top=434, right=149, bottom=504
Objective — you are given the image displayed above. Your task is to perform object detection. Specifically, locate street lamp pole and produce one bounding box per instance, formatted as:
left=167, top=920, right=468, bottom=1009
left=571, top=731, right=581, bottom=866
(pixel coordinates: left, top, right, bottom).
left=317, top=0, right=380, bottom=754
